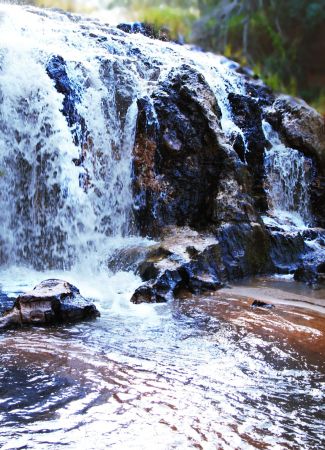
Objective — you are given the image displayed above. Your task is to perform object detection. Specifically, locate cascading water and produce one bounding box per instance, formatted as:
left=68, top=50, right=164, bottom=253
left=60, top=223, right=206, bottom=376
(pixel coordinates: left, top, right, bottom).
left=0, top=5, right=324, bottom=450
left=0, top=5, right=144, bottom=270
left=262, top=120, right=314, bottom=230
left=0, top=4, right=248, bottom=271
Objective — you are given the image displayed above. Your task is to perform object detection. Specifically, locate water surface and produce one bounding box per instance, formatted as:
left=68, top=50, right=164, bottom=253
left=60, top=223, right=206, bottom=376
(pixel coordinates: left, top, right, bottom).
left=0, top=267, right=324, bottom=449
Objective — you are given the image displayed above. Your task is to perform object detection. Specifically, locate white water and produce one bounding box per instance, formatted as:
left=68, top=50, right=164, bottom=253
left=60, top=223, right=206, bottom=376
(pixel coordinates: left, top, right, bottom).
left=262, top=120, right=313, bottom=230
left=0, top=4, right=249, bottom=272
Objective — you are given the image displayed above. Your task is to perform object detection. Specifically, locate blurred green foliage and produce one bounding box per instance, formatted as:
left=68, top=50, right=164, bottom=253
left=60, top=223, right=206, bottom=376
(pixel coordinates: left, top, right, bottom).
left=192, top=0, right=325, bottom=111
left=30, top=0, right=93, bottom=13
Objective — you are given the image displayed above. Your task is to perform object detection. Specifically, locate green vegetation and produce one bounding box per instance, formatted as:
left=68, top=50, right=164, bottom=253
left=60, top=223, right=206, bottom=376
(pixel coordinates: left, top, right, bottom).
left=111, top=0, right=325, bottom=113
left=28, top=0, right=94, bottom=13
left=192, top=1, right=325, bottom=112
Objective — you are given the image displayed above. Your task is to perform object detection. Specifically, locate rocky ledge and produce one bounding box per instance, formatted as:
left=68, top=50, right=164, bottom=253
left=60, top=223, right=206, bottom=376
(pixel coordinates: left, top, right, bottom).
left=0, top=279, right=100, bottom=329
left=129, top=63, right=325, bottom=302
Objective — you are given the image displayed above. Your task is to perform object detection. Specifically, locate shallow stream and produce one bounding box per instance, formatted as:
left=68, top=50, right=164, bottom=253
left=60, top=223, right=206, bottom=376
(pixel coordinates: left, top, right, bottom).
left=0, top=267, right=324, bottom=449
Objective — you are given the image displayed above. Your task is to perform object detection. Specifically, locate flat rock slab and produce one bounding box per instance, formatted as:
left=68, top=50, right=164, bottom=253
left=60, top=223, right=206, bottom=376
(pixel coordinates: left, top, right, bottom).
left=0, top=279, right=100, bottom=328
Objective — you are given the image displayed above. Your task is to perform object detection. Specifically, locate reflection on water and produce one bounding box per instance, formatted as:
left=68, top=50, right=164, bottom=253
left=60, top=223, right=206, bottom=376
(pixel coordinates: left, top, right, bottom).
left=234, top=274, right=325, bottom=301
left=0, top=269, right=325, bottom=449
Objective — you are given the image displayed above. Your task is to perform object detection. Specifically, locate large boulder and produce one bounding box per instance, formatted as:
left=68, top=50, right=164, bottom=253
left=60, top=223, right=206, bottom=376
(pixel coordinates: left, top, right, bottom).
left=132, top=64, right=258, bottom=236
left=0, top=279, right=99, bottom=328
left=265, top=95, right=325, bottom=171
left=131, top=227, right=224, bottom=304
left=130, top=224, right=274, bottom=304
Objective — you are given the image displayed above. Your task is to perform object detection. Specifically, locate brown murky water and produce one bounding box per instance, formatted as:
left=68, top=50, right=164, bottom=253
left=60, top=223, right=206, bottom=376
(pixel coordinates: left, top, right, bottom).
left=0, top=273, right=325, bottom=449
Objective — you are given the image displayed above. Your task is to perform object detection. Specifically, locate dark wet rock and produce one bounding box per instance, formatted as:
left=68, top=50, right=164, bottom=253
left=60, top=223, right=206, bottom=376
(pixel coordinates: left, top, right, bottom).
left=107, top=244, right=153, bottom=274
left=292, top=228, right=325, bottom=288
left=228, top=93, right=269, bottom=212
left=251, top=300, right=274, bottom=309
left=293, top=262, right=325, bottom=289
left=294, top=265, right=318, bottom=286
left=0, top=279, right=99, bottom=329
left=244, top=79, right=275, bottom=107
left=310, top=174, right=325, bottom=228
left=131, top=283, right=168, bottom=304
left=117, top=22, right=171, bottom=42
left=301, top=228, right=325, bottom=243
left=46, top=55, right=86, bottom=147
left=317, top=261, right=325, bottom=273
left=216, top=222, right=273, bottom=280
left=132, top=64, right=258, bottom=236
left=268, top=231, right=307, bottom=274
left=131, top=227, right=224, bottom=304
left=0, top=292, right=15, bottom=316
left=117, top=22, right=157, bottom=39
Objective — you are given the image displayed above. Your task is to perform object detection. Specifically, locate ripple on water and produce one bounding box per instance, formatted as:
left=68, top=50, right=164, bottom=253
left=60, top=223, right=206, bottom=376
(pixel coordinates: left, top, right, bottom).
left=0, top=283, right=325, bottom=449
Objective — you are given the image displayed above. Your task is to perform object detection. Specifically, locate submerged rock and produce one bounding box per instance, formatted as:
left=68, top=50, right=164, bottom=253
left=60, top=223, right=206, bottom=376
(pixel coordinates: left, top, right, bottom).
left=0, top=279, right=99, bottom=329
left=251, top=300, right=274, bottom=309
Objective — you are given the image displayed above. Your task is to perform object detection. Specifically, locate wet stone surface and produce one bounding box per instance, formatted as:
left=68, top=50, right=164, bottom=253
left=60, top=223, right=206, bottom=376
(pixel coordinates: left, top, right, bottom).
left=0, top=279, right=100, bottom=328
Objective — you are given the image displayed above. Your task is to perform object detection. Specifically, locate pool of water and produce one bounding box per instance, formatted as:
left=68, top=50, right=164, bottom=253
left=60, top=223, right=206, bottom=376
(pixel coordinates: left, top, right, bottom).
left=0, top=267, right=324, bottom=449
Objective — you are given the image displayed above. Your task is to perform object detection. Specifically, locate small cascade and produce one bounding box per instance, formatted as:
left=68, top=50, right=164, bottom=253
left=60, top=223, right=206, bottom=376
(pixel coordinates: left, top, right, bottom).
left=262, top=121, right=314, bottom=230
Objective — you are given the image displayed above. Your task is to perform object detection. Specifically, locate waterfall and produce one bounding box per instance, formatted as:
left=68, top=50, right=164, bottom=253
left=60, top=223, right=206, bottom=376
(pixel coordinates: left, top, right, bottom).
left=0, top=4, right=249, bottom=271
left=262, top=121, right=313, bottom=229
left=0, top=4, right=141, bottom=269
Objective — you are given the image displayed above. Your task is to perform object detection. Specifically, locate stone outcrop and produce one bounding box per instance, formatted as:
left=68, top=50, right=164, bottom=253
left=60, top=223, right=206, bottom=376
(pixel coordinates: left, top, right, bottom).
left=130, top=64, right=325, bottom=302
left=228, top=93, right=269, bottom=211
left=132, top=65, right=258, bottom=236
left=265, top=95, right=325, bottom=172
left=131, top=227, right=224, bottom=304
left=0, top=279, right=99, bottom=328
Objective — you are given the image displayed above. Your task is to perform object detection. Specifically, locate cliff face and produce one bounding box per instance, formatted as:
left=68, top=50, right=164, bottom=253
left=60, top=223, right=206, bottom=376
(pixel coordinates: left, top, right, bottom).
left=132, top=65, right=258, bottom=235
left=129, top=44, right=325, bottom=301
